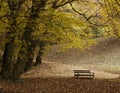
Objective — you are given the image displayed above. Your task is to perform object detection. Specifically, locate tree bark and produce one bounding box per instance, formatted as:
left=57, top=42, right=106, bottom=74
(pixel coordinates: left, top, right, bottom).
left=0, top=39, right=17, bottom=79
left=34, top=42, right=45, bottom=66
left=24, top=41, right=36, bottom=72
left=12, top=44, right=27, bottom=79
left=34, top=49, right=42, bottom=66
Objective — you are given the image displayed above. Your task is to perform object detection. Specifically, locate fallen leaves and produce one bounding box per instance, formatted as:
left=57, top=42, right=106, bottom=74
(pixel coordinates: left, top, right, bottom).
left=0, top=77, right=120, bottom=93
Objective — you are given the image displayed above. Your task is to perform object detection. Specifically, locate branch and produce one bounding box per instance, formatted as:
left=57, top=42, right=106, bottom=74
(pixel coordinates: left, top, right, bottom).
left=0, top=0, right=3, bottom=9
left=31, top=0, right=48, bottom=13
left=0, top=14, right=9, bottom=19
left=96, top=0, right=104, bottom=8
left=69, top=1, right=111, bottom=26
left=7, top=0, right=26, bottom=12
left=52, top=0, right=78, bottom=9
left=0, top=14, right=9, bottom=23
left=17, top=0, right=26, bottom=11
left=115, top=0, right=120, bottom=7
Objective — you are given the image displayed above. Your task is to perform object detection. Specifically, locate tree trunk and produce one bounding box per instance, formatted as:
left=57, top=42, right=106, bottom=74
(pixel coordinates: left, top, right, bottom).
left=24, top=41, right=36, bottom=72
left=0, top=0, right=48, bottom=80
left=18, top=0, right=48, bottom=72
left=7, top=0, right=48, bottom=78
left=0, top=39, right=17, bottom=79
left=12, top=42, right=28, bottom=79
left=34, top=42, right=45, bottom=66
left=34, top=49, right=42, bottom=66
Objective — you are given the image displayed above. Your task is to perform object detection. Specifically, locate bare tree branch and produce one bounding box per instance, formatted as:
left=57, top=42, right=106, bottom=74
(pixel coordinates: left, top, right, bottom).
left=52, top=0, right=78, bottom=9
left=69, top=0, right=111, bottom=26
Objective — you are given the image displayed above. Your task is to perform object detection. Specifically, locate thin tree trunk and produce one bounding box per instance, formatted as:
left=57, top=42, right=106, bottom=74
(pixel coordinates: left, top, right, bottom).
left=34, top=49, right=42, bottom=66
left=34, top=42, right=45, bottom=66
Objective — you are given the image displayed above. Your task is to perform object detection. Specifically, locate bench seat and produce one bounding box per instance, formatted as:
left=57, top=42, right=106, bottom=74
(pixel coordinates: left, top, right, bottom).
left=74, top=70, right=95, bottom=79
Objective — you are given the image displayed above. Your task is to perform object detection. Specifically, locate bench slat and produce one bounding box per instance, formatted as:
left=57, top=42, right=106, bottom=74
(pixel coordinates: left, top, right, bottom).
left=74, top=70, right=90, bottom=73
left=74, top=70, right=94, bottom=79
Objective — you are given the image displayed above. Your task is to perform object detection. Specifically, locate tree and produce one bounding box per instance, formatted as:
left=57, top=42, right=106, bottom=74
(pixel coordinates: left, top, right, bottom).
left=0, top=0, right=26, bottom=79
left=102, top=0, right=120, bottom=37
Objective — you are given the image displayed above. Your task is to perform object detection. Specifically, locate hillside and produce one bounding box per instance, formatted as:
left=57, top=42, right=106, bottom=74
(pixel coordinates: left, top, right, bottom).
left=22, top=37, right=120, bottom=79
left=43, top=37, right=120, bottom=74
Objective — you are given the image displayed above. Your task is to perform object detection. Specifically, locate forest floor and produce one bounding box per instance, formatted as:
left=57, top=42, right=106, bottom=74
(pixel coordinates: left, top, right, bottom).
left=0, top=37, right=120, bottom=93
left=21, top=61, right=119, bottom=79
left=0, top=78, right=120, bottom=93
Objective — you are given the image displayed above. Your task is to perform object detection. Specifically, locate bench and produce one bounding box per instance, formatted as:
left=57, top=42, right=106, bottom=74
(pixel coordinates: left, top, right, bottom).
left=74, top=70, right=94, bottom=79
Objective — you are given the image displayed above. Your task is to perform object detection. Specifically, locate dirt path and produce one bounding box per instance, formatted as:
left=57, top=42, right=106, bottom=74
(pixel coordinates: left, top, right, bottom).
left=22, top=61, right=119, bottom=79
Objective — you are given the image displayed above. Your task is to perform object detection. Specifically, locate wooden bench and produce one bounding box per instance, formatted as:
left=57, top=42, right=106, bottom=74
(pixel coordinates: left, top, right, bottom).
left=74, top=70, right=95, bottom=79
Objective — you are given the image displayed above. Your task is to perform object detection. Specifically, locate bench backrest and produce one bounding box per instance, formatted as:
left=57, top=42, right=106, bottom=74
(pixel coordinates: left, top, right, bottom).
left=74, top=70, right=90, bottom=73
